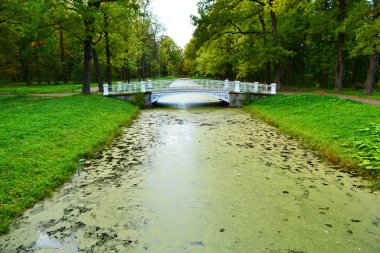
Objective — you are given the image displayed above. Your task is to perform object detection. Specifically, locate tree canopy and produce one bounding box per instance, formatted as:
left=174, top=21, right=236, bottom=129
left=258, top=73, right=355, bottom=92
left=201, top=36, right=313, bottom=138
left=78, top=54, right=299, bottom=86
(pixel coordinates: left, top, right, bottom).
left=186, top=0, right=379, bottom=94
left=0, top=0, right=184, bottom=94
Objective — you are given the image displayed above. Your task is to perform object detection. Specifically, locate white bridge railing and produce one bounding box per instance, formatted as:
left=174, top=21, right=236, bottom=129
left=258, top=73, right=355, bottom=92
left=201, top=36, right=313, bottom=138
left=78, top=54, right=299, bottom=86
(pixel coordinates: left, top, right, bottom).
left=103, top=79, right=276, bottom=95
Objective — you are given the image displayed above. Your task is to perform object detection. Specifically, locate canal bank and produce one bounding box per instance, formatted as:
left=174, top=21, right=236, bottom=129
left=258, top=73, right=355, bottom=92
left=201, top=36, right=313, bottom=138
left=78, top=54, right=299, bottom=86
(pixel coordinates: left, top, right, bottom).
left=1, top=106, right=379, bottom=252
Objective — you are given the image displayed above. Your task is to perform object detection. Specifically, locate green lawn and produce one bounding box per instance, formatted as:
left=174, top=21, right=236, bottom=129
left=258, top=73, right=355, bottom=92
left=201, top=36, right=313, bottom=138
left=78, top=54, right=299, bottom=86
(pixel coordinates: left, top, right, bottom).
left=0, top=83, right=94, bottom=94
left=245, top=94, right=380, bottom=186
left=333, top=90, right=380, bottom=100
left=0, top=95, right=139, bottom=234
left=278, top=85, right=380, bottom=100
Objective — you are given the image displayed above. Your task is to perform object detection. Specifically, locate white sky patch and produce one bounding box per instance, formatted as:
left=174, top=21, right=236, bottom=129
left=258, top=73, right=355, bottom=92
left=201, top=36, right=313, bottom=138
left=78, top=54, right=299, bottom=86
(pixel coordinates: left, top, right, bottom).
left=150, top=0, right=199, bottom=49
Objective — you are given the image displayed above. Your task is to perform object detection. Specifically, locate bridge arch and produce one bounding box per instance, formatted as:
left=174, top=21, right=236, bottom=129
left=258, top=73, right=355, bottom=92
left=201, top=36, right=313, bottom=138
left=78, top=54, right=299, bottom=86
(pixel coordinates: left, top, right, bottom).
left=151, top=91, right=229, bottom=104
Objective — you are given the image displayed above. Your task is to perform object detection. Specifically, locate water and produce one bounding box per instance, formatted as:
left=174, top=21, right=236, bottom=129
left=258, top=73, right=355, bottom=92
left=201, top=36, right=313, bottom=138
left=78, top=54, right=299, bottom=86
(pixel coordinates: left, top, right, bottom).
left=0, top=94, right=379, bottom=252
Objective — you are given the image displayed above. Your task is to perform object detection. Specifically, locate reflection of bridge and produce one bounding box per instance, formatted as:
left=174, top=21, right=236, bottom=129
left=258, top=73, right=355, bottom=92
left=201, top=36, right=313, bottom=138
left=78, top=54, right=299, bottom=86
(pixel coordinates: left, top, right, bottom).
left=103, top=79, right=276, bottom=107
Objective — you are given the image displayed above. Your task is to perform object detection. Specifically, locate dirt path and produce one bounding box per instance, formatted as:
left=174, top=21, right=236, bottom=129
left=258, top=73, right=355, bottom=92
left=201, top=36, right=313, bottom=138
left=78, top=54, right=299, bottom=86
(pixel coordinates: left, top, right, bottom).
left=279, top=90, right=380, bottom=106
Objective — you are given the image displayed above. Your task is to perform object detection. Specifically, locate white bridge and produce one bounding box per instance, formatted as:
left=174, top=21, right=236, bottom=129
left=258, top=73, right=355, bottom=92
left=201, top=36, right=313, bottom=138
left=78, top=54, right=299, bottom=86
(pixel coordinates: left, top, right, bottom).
left=103, top=79, right=276, bottom=105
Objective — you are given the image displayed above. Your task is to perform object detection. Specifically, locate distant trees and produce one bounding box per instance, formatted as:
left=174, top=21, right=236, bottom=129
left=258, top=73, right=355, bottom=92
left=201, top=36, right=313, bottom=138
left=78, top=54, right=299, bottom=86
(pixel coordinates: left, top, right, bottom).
left=0, top=0, right=183, bottom=94
left=187, top=0, right=379, bottom=94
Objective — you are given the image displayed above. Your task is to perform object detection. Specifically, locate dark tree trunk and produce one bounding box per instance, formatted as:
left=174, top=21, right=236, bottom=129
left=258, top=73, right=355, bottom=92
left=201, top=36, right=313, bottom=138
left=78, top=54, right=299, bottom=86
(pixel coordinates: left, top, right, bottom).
left=351, top=59, right=358, bottom=87
left=266, top=62, right=271, bottom=84
left=82, top=31, right=92, bottom=95
left=274, top=64, right=281, bottom=85
left=127, top=66, right=131, bottom=83
left=82, top=0, right=102, bottom=95
left=269, top=0, right=281, bottom=85
left=92, top=48, right=103, bottom=92
left=335, top=0, right=345, bottom=91
left=364, top=0, right=379, bottom=95
left=33, top=47, right=41, bottom=85
left=22, top=60, right=31, bottom=85
left=335, top=32, right=345, bottom=91
left=104, top=14, right=112, bottom=86
left=364, top=52, right=378, bottom=95
left=59, top=28, right=68, bottom=84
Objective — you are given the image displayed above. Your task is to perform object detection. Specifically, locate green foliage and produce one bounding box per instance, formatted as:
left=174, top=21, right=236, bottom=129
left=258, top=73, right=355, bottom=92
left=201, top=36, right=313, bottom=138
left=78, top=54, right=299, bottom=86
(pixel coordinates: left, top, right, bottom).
left=187, top=0, right=378, bottom=90
left=350, top=123, right=380, bottom=170
left=0, top=95, right=139, bottom=234
left=0, top=0, right=184, bottom=88
left=158, top=36, right=183, bottom=77
left=131, top=92, right=146, bottom=108
left=245, top=94, right=380, bottom=182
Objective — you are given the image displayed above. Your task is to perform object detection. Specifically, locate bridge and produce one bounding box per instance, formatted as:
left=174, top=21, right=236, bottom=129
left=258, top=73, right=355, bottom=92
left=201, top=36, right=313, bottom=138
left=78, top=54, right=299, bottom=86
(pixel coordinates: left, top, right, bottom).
left=103, top=79, right=276, bottom=107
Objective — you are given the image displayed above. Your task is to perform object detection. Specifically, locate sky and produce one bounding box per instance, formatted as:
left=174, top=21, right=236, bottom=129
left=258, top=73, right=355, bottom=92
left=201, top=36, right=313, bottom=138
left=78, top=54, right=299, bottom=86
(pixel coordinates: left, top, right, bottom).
left=150, top=0, right=199, bottom=49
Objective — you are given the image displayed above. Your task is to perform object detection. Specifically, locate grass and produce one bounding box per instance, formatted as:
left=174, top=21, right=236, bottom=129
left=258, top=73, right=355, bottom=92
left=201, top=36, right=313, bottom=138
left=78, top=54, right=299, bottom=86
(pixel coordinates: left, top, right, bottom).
left=278, top=85, right=380, bottom=100
left=332, top=90, right=380, bottom=100
left=245, top=94, right=380, bottom=187
left=0, top=95, right=139, bottom=234
left=0, top=84, right=82, bottom=94
left=0, top=78, right=179, bottom=95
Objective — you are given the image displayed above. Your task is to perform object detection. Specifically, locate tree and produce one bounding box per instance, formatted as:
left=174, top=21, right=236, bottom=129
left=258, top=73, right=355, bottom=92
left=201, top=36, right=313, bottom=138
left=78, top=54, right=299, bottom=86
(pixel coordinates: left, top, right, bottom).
left=349, top=0, right=379, bottom=95
left=335, top=0, right=346, bottom=91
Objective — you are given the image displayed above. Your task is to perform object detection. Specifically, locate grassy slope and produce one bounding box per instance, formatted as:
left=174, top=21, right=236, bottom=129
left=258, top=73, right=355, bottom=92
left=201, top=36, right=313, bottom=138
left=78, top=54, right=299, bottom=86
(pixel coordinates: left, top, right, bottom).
left=0, top=83, right=101, bottom=94
left=245, top=94, right=380, bottom=183
left=334, top=90, right=380, bottom=100
left=0, top=95, right=139, bottom=234
left=0, top=84, right=82, bottom=94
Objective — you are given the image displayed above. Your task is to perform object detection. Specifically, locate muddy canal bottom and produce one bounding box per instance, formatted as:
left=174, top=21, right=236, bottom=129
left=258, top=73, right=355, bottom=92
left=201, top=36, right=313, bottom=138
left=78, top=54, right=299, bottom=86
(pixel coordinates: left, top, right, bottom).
left=1, top=108, right=379, bottom=252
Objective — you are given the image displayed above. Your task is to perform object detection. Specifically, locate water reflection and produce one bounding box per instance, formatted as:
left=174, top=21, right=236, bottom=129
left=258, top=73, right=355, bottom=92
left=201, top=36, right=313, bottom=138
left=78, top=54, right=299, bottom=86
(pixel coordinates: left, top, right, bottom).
left=155, top=93, right=228, bottom=108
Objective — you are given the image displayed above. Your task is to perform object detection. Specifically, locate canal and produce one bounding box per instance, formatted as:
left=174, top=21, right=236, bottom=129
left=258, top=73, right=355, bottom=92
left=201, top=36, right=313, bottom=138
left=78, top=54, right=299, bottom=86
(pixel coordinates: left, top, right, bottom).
left=0, top=94, right=379, bottom=252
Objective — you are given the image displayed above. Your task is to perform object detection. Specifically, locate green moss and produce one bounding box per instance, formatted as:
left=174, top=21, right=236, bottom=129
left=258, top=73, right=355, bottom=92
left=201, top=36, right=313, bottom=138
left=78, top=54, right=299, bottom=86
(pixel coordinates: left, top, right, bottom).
left=245, top=94, right=380, bottom=186
left=0, top=95, right=139, bottom=234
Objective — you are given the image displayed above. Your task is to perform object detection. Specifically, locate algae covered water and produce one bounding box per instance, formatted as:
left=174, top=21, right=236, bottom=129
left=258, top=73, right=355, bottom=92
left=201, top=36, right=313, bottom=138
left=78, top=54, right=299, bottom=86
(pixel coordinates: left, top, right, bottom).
left=0, top=107, right=379, bottom=252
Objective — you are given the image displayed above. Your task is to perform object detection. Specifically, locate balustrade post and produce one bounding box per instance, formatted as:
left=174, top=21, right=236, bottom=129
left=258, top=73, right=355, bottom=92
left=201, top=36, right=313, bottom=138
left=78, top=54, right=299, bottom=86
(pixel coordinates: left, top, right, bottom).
left=234, top=81, right=240, bottom=92
left=141, top=81, right=146, bottom=92
left=254, top=82, right=259, bottom=93
left=224, top=79, right=229, bottom=90
left=103, top=84, right=109, bottom=95
left=271, top=83, right=277, bottom=94
left=148, top=79, right=152, bottom=89
left=117, top=82, right=122, bottom=93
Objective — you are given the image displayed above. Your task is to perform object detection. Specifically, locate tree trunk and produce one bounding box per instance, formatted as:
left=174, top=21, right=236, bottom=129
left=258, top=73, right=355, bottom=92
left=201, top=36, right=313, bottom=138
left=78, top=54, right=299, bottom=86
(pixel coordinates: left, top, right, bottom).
left=364, top=0, right=379, bottom=95
left=82, top=0, right=102, bottom=95
left=92, top=48, right=103, bottom=92
left=104, top=14, right=112, bottom=86
left=351, top=59, right=358, bottom=87
left=335, top=32, right=345, bottom=91
left=266, top=62, right=271, bottom=84
left=269, top=0, right=281, bottom=85
left=22, top=60, right=31, bottom=85
left=274, top=64, right=281, bottom=85
left=334, top=0, right=345, bottom=91
left=34, top=47, right=42, bottom=85
left=59, top=28, right=68, bottom=84
left=364, top=52, right=378, bottom=95
left=82, top=30, right=92, bottom=95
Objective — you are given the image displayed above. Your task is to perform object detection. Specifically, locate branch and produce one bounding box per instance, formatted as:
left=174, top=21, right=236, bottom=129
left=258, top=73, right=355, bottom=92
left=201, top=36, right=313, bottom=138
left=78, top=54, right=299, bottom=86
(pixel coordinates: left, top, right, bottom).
left=0, top=17, right=22, bottom=25
left=93, top=33, right=103, bottom=44
left=61, top=0, right=79, bottom=12
left=61, top=26, right=85, bottom=42
left=249, top=0, right=266, bottom=6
